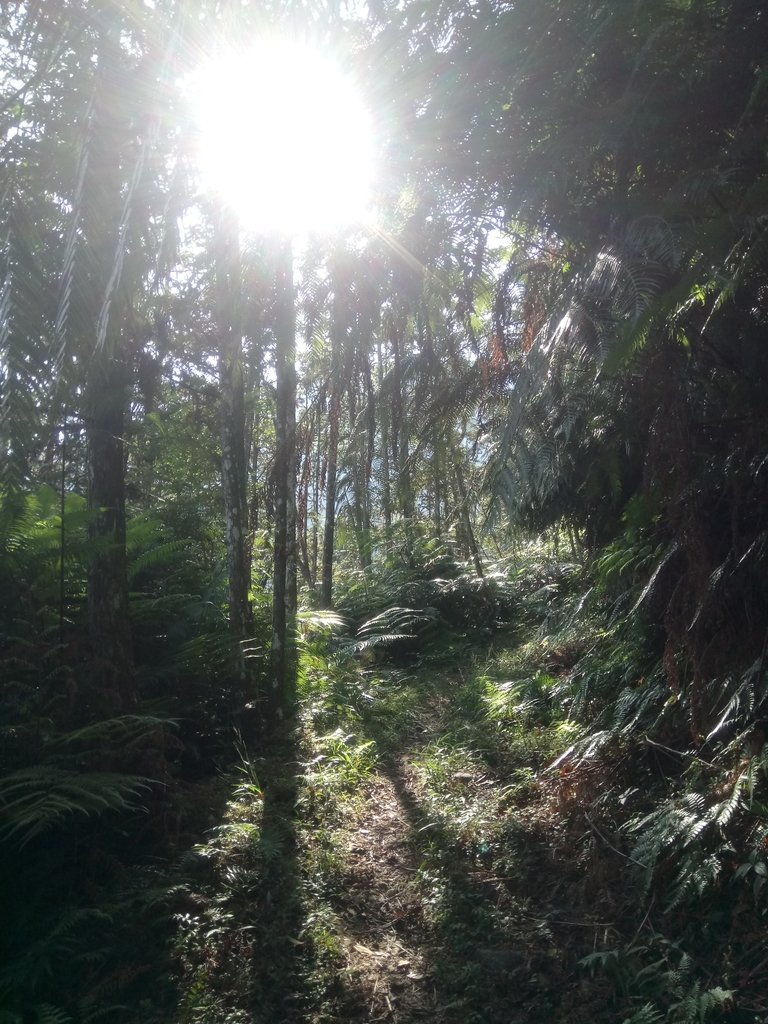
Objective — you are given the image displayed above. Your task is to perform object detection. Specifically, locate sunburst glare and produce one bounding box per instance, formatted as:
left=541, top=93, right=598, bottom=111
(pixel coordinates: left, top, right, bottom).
left=190, top=39, right=375, bottom=235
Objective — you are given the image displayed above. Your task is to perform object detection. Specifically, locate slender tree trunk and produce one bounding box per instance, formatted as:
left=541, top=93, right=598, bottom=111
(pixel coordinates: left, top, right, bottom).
left=297, top=420, right=314, bottom=588
left=245, top=332, right=263, bottom=543
left=376, top=335, right=392, bottom=547
left=321, top=257, right=345, bottom=607
left=85, top=356, right=135, bottom=708
left=349, top=373, right=370, bottom=570
left=363, top=358, right=374, bottom=564
left=311, top=396, right=322, bottom=584
left=214, top=203, right=250, bottom=639
left=433, top=427, right=443, bottom=538
left=286, top=329, right=298, bottom=621
left=452, top=449, right=484, bottom=577
left=391, top=313, right=414, bottom=562
left=81, top=20, right=135, bottom=709
left=270, top=238, right=297, bottom=718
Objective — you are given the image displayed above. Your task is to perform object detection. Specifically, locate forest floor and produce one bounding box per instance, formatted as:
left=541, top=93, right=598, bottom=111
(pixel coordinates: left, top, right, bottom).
left=171, top=636, right=624, bottom=1024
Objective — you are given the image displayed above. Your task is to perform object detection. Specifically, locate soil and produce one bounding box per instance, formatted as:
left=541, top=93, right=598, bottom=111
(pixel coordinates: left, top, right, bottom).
left=304, top=700, right=612, bottom=1024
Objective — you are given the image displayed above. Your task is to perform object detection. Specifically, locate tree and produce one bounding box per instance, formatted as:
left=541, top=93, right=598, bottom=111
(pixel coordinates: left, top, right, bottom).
left=320, top=251, right=347, bottom=607
left=213, top=202, right=251, bottom=639
left=270, top=237, right=297, bottom=719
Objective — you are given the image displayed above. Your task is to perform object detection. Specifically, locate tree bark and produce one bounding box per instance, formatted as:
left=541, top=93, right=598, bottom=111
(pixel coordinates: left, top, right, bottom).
left=270, top=238, right=297, bottom=718
left=85, top=355, right=135, bottom=708
left=214, top=204, right=250, bottom=640
left=433, top=427, right=443, bottom=539
left=376, top=335, right=393, bottom=548
left=80, top=19, right=135, bottom=709
left=321, top=256, right=345, bottom=608
left=391, top=312, right=414, bottom=562
left=453, top=449, right=484, bottom=577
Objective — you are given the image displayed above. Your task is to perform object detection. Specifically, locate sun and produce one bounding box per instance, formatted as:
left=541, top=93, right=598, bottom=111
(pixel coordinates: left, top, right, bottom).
left=190, top=39, right=375, bottom=236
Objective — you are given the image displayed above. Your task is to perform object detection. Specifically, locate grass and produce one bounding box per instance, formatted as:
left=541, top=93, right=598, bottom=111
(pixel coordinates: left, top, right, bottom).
left=164, top=603, right=758, bottom=1024
left=167, top=627, right=590, bottom=1024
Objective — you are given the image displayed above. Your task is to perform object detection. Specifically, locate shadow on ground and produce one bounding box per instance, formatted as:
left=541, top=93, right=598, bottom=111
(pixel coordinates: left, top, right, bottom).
left=314, top=658, right=579, bottom=1023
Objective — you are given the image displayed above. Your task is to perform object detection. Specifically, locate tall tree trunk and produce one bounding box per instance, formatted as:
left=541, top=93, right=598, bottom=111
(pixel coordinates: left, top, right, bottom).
left=245, top=331, right=263, bottom=543
left=321, top=265, right=344, bottom=608
left=391, top=313, right=414, bottom=561
left=348, top=371, right=370, bottom=570
left=453, top=449, right=484, bottom=577
left=270, top=238, right=297, bottom=718
left=85, top=355, right=134, bottom=708
left=311, top=394, right=323, bottom=585
left=214, top=204, right=250, bottom=639
left=79, top=20, right=134, bottom=709
left=433, top=426, right=443, bottom=538
left=297, top=418, right=314, bottom=588
left=285, top=315, right=298, bottom=621
left=376, top=335, right=393, bottom=547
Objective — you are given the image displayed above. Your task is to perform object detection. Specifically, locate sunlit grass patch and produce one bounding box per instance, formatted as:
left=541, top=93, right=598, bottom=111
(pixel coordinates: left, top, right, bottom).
left=355, top=667, right=443, bottom=748
left=304, top=728, right=377, bottom=798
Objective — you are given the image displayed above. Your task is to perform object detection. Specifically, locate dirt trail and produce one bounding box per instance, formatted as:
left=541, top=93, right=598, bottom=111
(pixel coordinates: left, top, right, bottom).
left=321, top=681, right=494, bottom=1024
left=333, top=770, right=434, bottom=1015
left=337, top=763, right=439, bottom=1022
left=301, top=681, right=589, bottom=1024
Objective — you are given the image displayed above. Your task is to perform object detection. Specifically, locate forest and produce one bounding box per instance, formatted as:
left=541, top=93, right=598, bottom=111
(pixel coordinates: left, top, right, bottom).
left=2, top=1, right=768, bottom=1022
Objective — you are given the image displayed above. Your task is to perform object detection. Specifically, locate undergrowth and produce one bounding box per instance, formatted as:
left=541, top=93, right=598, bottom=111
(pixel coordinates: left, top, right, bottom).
left=4, top=540, right=768, bottom=1022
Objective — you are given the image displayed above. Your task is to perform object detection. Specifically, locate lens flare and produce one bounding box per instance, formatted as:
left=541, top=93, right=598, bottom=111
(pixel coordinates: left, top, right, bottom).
left=190, top=39, right=375, bottom=235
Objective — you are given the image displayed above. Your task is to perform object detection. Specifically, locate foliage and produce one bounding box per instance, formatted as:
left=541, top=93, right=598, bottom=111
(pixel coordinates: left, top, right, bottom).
left=2, top=0, right=768, bottom=1020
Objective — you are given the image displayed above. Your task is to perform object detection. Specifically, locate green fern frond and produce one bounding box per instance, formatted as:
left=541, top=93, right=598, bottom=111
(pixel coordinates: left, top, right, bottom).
left=713, top=776, right=744, bottom=830
left=0, top=766, right=151, bottom=846
left=49, top=713, right=175, bottom=751
left=668, top=981, right=732, bottom=1023
left=32, top=1007, right=72, bottom=1024
left=621, top=1003, right=664, bottom=1024
left=0, top=907, right=112, bottom=996
left=127, top=538, right=191, bottom=583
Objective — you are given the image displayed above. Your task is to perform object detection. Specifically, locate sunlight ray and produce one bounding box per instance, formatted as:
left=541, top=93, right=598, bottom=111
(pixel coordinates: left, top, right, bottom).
left=189, top=38, right=375, bottom=236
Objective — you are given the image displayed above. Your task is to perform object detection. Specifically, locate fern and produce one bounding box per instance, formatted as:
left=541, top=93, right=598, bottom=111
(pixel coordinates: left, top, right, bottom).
left=0, top=766, right=151, bottom=846
left=353, top=605, right=439, bottom=653
left=49, top=713, right=176, bottom=752
left=127, top=538, right=191, bottom=583
left=668, top=982, right=732, bottom=1023
left=31, top=1007, right=73, bottom=1024
left=0, top=906, right=111, bottom=996
left=629, top=767, right=756, bottom=908
left=621, top=1004, right=664, bottom=1024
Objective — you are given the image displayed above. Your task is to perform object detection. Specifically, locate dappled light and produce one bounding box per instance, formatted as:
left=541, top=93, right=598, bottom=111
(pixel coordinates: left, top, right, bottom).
left=3, top=1, right=768, bottom=1022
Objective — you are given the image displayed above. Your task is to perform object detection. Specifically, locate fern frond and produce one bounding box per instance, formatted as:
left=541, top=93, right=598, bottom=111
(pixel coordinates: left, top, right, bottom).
left=33, top=1007, right=72, bottom=1024
left=0, top=766, right=151, bottom=845
left=49, top=713, right=175, bottom=751
left=127, top=539, right=190, bottom=583
left=621, top=1003, right=664, bottom=1024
